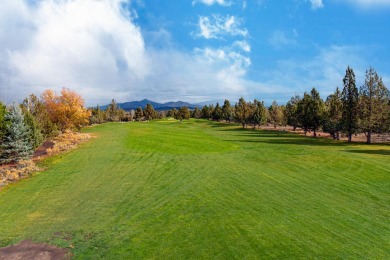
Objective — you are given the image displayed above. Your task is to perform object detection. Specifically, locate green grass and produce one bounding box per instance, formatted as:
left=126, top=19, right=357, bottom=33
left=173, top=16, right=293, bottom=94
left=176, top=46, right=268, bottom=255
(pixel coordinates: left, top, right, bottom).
left=0, top=119, right=389, bottom=259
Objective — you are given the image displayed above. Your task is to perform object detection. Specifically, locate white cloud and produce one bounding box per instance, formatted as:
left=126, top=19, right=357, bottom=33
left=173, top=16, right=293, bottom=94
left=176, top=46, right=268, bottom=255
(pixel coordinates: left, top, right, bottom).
left=268, top=30, right=298, bottom=48
left=192, top=0, right=232, bottom=6
left=233, top=40, right=251, bottom=52
left=309, top=0, right=324, bottom=9
left=0, top=0, right=256, bottom=105
left=260, top=45, right=372, bottom=100
left=0, top=0, right=148, bottom=104
left=340, top=0, right=390, bottom=8
left=195, top=15, right=248, bottom=40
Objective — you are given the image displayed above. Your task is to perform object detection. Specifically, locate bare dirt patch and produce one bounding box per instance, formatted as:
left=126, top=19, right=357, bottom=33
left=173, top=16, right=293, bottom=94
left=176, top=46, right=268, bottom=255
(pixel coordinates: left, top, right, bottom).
left=0, top=240, right=70, bottom=260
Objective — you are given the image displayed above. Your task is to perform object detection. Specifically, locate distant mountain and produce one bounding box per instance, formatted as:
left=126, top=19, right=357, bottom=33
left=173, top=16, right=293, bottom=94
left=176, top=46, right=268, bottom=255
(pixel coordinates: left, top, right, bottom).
left=119, top=99, right=161, bottom=111
left=193, top=100, right=222, bottom=107
left=163, top=101, right=193, bottom=108
left=99, top=99, right=200, bottom=111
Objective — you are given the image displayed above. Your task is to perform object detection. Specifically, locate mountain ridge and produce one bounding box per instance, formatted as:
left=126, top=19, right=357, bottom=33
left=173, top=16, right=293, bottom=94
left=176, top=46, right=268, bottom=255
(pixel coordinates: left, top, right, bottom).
left=98, top=99, right=221, bottom=111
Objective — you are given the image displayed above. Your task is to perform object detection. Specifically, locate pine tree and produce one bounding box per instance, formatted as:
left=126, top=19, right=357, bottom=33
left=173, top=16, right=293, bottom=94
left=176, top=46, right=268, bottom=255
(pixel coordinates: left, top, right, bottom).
left=359, top=67, right=390, bottom=143
left=296, top=93, right=311, bottom=135
left=0, top=104, right=34, bottom=164
left=212, top=102, right=222, bottom=121
left=252, top=100, right=267, bottom=129
left=192, top=107, right=201, bottom=119
left=135, top=107, right=143, bottom=121
left=23, top=110, right=44, bottom=149
left=323, top=87, right=342, bottom=140
left=235, top=97, right=249, bottom=128
left=308, top=88, right=324, bottom=137
left=0, top=101, right=6, bottom=140
left=144, top=103, right=156, bottom=121
left=107, top=99, right=119, bottom=122
left=221, top=100, right=233, bottom=122
left=268, top=100, right=282, bottom=129
left=175, top=107, right=190, bottom=123
left=285, top=95, right=300, bottom=131
left=201, top=105, right=211, bottom=119
left=341, top=66, right=359, bottom=142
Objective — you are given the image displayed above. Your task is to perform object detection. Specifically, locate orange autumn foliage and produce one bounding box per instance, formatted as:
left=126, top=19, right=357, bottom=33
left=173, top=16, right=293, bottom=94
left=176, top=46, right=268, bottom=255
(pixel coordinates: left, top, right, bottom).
left=42, top=88, right=91, bottom=131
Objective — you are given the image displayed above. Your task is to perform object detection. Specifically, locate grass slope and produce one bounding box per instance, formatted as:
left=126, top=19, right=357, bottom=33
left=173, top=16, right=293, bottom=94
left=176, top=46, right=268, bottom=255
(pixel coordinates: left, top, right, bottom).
left=0, top=119, right=389, bottom=259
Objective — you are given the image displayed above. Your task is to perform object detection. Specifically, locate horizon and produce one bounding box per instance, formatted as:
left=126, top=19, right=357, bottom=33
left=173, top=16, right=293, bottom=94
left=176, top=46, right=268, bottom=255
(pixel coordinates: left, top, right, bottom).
left=1, top=0, right=390, bottom=106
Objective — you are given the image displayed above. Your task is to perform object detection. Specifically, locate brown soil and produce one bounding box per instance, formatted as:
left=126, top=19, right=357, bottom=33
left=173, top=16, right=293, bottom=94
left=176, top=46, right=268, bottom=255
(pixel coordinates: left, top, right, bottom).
left=0, top=240, right=70, bottom=260
left=32, top=140, right=55, bottom=161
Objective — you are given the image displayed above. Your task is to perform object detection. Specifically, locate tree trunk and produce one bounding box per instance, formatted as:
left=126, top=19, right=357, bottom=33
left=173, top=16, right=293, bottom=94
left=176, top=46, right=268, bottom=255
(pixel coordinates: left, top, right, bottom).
left=367, top=131, right=372, bottom=144
left=313, top=129, right=317, bottom=137
left=348, top=133, right=352, bottom=142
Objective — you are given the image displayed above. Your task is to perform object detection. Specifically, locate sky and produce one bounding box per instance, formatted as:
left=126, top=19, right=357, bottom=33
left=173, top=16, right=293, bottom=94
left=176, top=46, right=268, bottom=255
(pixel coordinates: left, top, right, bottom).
left=0, top=0, right=390, bottom=106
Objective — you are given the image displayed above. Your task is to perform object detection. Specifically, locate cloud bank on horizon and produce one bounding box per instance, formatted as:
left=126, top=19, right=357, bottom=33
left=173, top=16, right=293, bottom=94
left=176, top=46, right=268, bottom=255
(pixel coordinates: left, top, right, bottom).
left=0, top=0, right=389, bottom=106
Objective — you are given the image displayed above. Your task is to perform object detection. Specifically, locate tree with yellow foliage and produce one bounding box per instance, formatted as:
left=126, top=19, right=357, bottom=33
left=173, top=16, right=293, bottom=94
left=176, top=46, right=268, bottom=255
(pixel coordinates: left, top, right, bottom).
left=42, top=88, right=91, bottom=132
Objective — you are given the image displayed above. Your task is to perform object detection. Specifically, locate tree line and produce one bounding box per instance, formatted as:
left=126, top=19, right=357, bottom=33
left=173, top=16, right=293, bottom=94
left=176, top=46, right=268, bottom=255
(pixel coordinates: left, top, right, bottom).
left=90, top=66, right=389, bottom=144
left=188, top=66, right=389, bottom=144
left=0, top=88, right=90, bottom=164
left=1, top=66, right=389, bottom=165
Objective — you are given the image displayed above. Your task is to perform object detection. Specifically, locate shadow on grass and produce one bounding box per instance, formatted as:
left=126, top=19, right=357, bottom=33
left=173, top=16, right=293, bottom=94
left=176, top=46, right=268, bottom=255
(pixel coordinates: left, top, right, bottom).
left=344, top=149, right=390, bottom=156
left=219, top=127, right=352, bottom=147
left=228, top=138, right=349, bottom=147
left=207, top=120, right=390, bottom=149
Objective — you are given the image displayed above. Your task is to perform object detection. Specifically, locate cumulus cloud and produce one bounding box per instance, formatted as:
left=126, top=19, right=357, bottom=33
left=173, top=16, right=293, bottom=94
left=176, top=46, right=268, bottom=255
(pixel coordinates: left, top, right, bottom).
left=195, top=15, right=248, bottom=40
left=0, top=0, right=256, bottom=105
left=192, top=0, right=232, bottom=6
left=0, top=0, right=148, bottom=105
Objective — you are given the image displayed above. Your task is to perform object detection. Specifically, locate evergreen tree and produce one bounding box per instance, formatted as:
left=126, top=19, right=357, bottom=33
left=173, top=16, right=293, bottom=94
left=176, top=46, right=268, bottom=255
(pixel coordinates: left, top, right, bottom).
left=221, top=100, right=233, bottom=122
left=201, top=105, right=211, bottom=119
left=295, top=89, right=324, bottom=136
left=280, top=105, right=287, bottom=127
left=252, top=100, right=267, bottom=129
left=144, top=103, right=156, bottom=121
left=268, top=100, right=282, bottom=128
left=307, top=88, right=324, bottom=137
left=167, top=108, right=177, bottom=118
left=192, top=107, right=201, bottom=119
left=107, top=99, right=119, bottom=122
left=285, top=95, right=300, bottom=131
left=0, top=101, right=6, bottom=140
left=134, top=107, right=143, bottom=121
left=235, top=97, right=250, bottom=128
left=341, top=66, right=359, bottom=142
left=323, top=88, right=342, bottom=140
left=212, top=102, right=222, bottom=121
left=0, top=104, right=34, bottom=164
left=23, top=110, right=44, bottom=149
left=296, top=93, right=311, bottom=135
left=175, top=106, right=191, bottom=122
left=359, top=67, right=390, bottom=143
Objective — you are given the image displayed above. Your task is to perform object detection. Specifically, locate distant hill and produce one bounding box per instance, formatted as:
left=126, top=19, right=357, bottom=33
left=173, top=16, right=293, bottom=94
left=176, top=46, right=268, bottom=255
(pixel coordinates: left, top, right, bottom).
left=99, top=99, right=207, bottom=111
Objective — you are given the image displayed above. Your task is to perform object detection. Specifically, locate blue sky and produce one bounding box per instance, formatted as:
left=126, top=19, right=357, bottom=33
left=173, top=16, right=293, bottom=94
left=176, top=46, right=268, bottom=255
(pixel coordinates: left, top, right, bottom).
left=1, top=0, right=389, bottom=106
